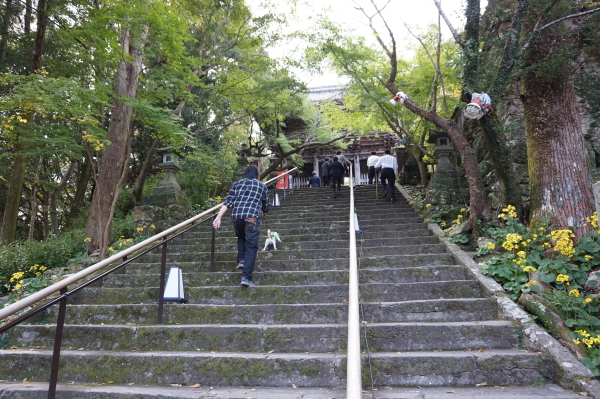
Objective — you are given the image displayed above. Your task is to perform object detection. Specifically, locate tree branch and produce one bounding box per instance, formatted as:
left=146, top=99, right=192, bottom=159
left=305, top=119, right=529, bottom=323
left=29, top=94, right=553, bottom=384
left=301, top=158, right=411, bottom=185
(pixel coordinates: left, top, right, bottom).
left=517, top=6, right=600, bottom=59
left=432, top=0, right=466, bottom=49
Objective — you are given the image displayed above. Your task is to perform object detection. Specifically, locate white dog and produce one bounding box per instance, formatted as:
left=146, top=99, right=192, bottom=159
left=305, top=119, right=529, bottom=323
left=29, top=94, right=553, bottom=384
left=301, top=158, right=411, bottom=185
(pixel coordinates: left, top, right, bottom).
left=262, top=229, right=281, bottom=251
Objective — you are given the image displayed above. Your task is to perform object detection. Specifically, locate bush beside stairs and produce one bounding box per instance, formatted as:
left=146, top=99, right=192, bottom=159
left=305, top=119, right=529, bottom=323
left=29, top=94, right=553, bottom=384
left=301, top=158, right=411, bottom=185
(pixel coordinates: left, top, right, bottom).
left=0, top=185, right=586, bottom=398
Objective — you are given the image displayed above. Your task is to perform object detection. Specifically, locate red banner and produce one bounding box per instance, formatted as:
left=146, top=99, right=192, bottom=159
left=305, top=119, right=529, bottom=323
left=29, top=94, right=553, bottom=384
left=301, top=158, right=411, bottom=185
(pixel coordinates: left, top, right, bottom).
left=276, top=171, right=289, bottom=189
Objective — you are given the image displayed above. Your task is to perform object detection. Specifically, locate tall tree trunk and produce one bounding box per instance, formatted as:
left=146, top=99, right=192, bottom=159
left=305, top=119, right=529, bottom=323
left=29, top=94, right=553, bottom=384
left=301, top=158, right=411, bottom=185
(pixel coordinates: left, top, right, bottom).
left=85, top=23, right=147, bottom=254
left=417, top=153, right=429, bottom=187
left=65, top=156, right=92, bottom=227
left=0, top=0, right=12, bottom=68
left=0, top=0, right=50, bottom=243
left=523, top=75, right=594, bottom=236
left=28, top=156, right=43, bottom=240
left=50, top=161, right=75, bottom=234
left=132, top=136, right=159, bottom=205
left=24, top=0, right=31, bottom=35
left=1, top=149, right=26, bottom=243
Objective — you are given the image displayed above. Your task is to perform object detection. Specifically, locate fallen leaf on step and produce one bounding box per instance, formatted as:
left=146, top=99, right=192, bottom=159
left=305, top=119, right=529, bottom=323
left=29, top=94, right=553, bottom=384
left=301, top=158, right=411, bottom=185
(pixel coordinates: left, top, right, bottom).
left=78, top=348, right=85, bottom=351
left=128, top=383, right=134, bottom=385
left=292, top=384, right=297, bottom=389
left=343, top=302, right=349, bottom=304
left=362, top=391, right=369, bottom=394
left=446, top=391, right=455, bottom=394
left=68, top=381, right=75, bottom=384
left=476, top=382, right=487, bottom=386
left=268, top=350, right=275, bottom=353
left=107, top=381, right=114, bottom=384
left=579, top=393, right=589, bottom=396
left=189, top=383, right=202, bottom=388
left=305, top=352, right=311, bottom=354
left=169, top=384, right=181, bottom=387
left=28, top=377, right=34, bottom=382
left=478, top=348, right=484, bottom=352
left=28, top=349, right=36, bottom=351
left=466, top=349, right=473, bottom=351
left=396, top=352, right=401, bottom=354
left=26, top=386, right=33, bottom=388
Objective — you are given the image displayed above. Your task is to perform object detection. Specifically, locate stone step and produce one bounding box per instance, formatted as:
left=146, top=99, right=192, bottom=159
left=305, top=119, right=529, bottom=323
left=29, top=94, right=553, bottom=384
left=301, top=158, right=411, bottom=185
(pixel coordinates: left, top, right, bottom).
left=130, top=243, right=448, bottom=263
left=122, top=253, right=456, bottom=274
left=165, top=236, right=441, bottom=253
left=71, top=281, right=481, bottom=305
left=0, top=349, right=553, bottom=388
left=177, top=223, right=432, bottom=240
left=100, top=266, right=467, bottom=288
left=39, top=298, right=499, bottom=325
left=5, top=321, right=519, bottom=353
left=0, top=382, right=583, bottom=399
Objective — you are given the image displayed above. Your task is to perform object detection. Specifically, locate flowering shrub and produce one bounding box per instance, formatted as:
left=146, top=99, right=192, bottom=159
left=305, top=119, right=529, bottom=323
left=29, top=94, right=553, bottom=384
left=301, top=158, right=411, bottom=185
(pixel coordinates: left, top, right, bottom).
left=477, top=207, right=600, bottom=375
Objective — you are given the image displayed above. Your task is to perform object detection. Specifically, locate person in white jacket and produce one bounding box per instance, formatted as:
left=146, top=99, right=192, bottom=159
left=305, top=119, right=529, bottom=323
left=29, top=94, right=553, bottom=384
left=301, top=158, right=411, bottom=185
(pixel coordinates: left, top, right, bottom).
left=367, top=151, right=380, bottom=184
left=375, top=149, right=398, bottom=203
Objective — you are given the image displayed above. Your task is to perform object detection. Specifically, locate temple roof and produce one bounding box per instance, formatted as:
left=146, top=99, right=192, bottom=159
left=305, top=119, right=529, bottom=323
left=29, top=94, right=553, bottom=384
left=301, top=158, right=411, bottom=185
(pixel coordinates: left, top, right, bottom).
left=307, top=85, right=344, bottom=102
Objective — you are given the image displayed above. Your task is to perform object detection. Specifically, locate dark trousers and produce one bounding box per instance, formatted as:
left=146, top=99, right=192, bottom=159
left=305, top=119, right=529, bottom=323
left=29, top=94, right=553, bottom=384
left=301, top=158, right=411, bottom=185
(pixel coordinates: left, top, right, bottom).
left=368, top=166, right=378, bottom=184
left=380, top=168, right=395, bottom=200
left=330, top=175, right=343, bottom=196
left=232, top=218, right=261, bottom=281
left=322, top=176, right=330, bottom=187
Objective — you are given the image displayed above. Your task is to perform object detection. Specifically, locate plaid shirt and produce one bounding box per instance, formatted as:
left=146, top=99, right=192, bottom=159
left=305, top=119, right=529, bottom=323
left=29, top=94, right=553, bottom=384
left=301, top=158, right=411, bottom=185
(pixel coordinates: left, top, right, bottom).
left=224, top=178, right=269, bottom=220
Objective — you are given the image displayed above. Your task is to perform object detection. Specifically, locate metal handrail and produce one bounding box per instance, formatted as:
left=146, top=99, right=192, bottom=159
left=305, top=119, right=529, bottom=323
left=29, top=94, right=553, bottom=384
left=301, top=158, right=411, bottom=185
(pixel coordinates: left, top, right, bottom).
left=0, top=167, right=297, bottom=399
left=0, top=167, right=297, bottom=323
left=346, top=167, right=362, bottom=397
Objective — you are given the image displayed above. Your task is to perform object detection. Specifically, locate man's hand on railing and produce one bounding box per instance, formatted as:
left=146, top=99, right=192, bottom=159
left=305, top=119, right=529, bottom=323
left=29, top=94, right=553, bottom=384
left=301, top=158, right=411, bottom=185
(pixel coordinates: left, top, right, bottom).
left=213, top=205, right=228, bottom=229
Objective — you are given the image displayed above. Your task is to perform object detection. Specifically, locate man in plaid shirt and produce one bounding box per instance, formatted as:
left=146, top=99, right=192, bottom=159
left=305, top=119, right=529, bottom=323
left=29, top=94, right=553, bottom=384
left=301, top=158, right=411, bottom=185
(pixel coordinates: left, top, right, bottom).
left=213, top=165, right=269, bottom=287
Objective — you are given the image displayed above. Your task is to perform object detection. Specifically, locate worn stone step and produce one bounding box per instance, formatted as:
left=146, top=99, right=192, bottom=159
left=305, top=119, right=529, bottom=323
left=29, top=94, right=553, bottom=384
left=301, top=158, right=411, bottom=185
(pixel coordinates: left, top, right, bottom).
left=172, top=233, right=437, bottom=249
left=0, top=382, right=584, bottom=399
left=0, top=349, right=553, bottom=387
left=123, top=253, right=456, bottom=274
left=363, top=350, right=554, bottom=387
left=131, top=243, right=448, bottom=263
left=71, top=281, right=481, bottom=305
left=39, top=298, right=499, bottom=325
left=5, top=321, right=518, bottom=353
left=178, top=223, right=431, bottom=240
left=100, top=266, right=467, bottom=288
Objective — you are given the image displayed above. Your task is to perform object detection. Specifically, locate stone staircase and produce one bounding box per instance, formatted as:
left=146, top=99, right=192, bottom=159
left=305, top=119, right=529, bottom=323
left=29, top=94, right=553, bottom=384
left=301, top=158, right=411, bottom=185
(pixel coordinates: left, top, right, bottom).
left=0, top=185, right=584, bottom=398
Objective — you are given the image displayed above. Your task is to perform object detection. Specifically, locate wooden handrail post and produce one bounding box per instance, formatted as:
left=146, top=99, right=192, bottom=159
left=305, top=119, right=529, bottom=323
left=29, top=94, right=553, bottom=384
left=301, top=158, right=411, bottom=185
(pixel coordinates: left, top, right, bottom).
left=48, top=288, right=68, bottom=399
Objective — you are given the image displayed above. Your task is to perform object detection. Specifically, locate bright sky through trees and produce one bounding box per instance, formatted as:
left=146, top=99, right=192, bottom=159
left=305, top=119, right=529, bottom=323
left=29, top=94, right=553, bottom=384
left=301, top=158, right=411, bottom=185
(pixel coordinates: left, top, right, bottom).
left=248, top=0, right=488, bottom=87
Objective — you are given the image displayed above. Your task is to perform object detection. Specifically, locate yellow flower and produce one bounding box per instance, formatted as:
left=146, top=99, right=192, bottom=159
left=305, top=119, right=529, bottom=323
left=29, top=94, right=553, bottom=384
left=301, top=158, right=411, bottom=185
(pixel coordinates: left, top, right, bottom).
left=14, top=284, right=22, bottom=290
left=83, top=237, right=91, bottom=242
left=585, top=255, right=593, bottom=261
left=39, top=266, right=46, bottom=271
left=525, top=281, right=537, bottom=287
left=573, top=338, right=581, bottom=345
left=108, top=247, right=115, bottom=251
left=150, top=225, right=156, bottom=229
left=569, top=289, right=580, bottom=298
left=517, top=251, right=526, bottom=258
left=426, top=204, right=432, bottom=207
left=441, top=222, right=446, bottom=227
left=523, top=266, right=536, bottom=272
left=36, top=272, right=41, bottom=276
left=485, top=242, right=495, bottom=250
left=460, top=208, right=466, bottom=212
left=576, top=329, right=591, bottom=337
left=584, top=298, right=593, bottom=304
left=136, top=227, right=144, bottom=232
left=556, top=274, right=570, bottom=283
left=498, top=213, right=507, bottom=220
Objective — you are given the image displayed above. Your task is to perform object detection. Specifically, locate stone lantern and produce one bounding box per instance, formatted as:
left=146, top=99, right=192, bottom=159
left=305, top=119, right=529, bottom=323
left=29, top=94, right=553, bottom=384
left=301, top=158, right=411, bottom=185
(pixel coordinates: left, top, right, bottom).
left=142, top=148, right=184, bottom=206
left=425, top=129, right=467, bottom=206
left=427, top=130, right=455, bottom=175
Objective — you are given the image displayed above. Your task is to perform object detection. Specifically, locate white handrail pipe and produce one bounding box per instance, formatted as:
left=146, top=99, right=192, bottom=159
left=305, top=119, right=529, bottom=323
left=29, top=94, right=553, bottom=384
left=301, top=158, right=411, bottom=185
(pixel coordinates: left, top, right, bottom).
left=346, top=168, right=362, bottom=397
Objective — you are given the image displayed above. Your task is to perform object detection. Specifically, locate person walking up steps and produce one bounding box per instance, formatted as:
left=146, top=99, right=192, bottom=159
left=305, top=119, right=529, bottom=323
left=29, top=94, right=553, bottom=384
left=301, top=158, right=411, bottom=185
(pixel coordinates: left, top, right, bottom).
left=212, top=165, right=270, bottom=287
left=376, top=149, right=399, bottom=203
left=321, top=157, right=330, bottom=187
left=328, top=156, right=345, bottom=199
left=367, top=151, right=380, bottom=184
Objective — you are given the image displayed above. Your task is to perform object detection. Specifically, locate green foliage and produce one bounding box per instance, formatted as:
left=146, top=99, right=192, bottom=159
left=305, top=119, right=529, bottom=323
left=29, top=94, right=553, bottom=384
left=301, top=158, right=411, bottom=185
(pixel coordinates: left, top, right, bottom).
left=0, top=228, right=88, bottom=296
left=477, top=208, right=600, bottom=374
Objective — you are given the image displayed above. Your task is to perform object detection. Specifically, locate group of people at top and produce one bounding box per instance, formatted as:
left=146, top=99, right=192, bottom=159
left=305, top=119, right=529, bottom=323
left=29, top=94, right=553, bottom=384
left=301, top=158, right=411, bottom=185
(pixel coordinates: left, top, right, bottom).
left=308, top=149, right=399, bottom=203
